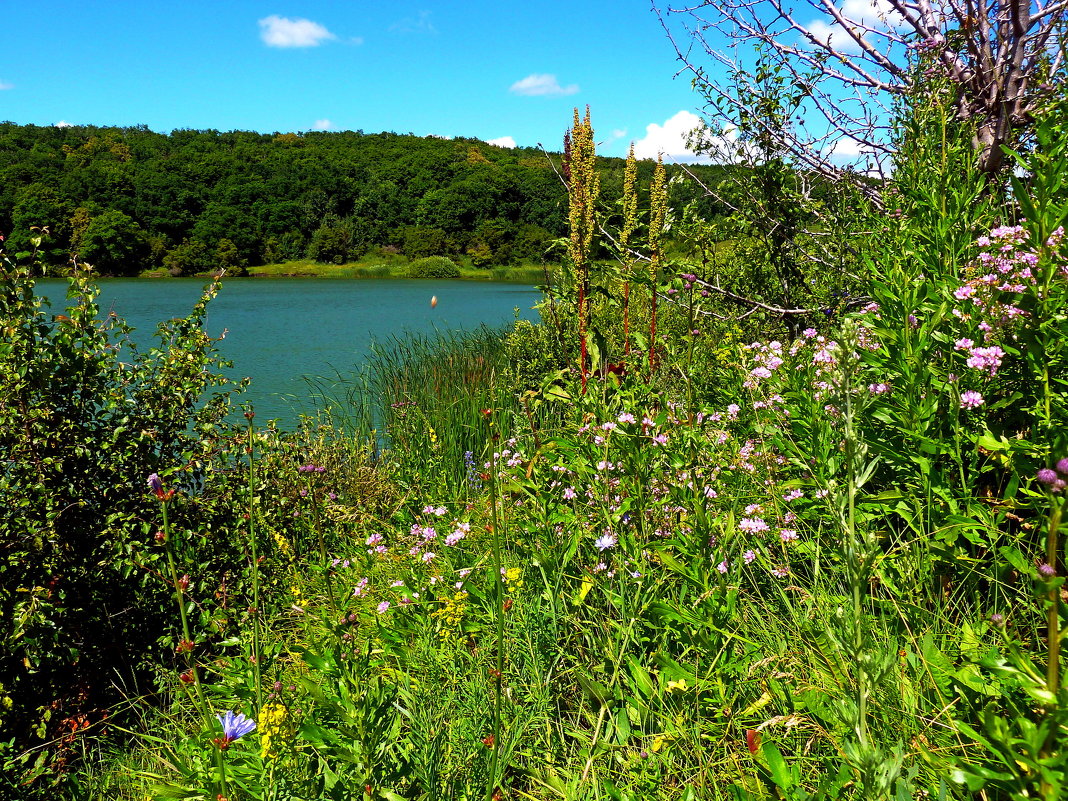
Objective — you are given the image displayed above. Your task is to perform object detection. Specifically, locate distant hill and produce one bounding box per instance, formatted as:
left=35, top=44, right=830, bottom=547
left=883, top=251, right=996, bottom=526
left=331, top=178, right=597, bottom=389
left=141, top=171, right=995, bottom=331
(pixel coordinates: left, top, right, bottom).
left=0, top=123, right=731, bottom=275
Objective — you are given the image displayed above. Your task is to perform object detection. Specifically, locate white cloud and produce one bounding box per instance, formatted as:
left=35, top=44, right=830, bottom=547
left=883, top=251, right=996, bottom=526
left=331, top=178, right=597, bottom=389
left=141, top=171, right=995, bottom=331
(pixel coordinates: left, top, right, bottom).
left=259, top=15, right=337, bottom=48
left=509, top=74, right=579, bottom=97
left=805, top=19, right=866, bottom=52
left=311, top=119, right=333, bottom=130
left=633, top=111, right=707, bottom=161
left=803, top=0, right=903, bottom=52
left=487, top=136, right=517, bottom=148
left=55, top=120, right=72, bottom=127
left=0, top=81, right=13, bottom=90
left=391, top=11, right=436, bottom=34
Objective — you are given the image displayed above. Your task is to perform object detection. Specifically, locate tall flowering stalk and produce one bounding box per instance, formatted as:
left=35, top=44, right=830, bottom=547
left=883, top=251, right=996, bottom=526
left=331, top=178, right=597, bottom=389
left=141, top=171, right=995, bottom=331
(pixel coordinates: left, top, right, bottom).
left=483, top=407, right=507, bottom=801
left=566, top=106, right=599, bottom=393
left=245, top=411, right=263, bottom=716
left=620, top=144, right=639, bottom=357
left=148, top=473, right=204, bottom=711
left=647, top=157, right=668, bottom=373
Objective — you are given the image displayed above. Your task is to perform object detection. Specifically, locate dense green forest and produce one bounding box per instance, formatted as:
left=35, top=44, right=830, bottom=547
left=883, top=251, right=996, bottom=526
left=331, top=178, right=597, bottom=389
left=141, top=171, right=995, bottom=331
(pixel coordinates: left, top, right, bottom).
left=0, top=122, right=729, bottom=275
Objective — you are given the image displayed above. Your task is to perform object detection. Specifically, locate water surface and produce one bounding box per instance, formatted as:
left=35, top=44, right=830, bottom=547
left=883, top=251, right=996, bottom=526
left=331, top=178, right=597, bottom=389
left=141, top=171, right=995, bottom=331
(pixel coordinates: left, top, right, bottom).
left=35, top=277, right=541, bottom=428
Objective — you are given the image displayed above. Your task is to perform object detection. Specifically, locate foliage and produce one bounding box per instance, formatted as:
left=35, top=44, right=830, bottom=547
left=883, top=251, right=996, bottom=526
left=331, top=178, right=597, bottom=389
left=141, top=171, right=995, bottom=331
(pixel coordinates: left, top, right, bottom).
left=0, top=247, right=249, bottom=794
left=7, top=43, right=1068, bottom=801
left=656, top=0, right=1066, bottom=183
left=77, top=208, right=150, bottom=276
left=0, top=124, right=724, bottom=276
left=406, top=255, right=461, bottom=279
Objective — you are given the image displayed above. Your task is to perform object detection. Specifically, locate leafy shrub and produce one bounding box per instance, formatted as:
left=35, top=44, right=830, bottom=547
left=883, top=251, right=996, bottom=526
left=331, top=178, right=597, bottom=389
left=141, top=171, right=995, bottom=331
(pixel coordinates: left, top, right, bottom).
left=0, top=251, right=247, bottom=790
left=406, top=256, right=460, bottom=279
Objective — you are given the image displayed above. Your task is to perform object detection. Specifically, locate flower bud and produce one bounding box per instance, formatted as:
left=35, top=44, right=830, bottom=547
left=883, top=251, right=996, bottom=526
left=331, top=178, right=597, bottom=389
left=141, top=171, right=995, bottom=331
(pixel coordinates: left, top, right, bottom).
left=1037, top=468, right=1059, bottom=486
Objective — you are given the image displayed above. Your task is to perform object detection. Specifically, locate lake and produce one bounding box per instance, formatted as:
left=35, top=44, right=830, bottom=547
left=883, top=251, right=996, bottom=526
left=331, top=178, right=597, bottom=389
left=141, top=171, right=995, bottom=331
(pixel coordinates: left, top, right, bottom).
left=34, top=277, right=542, bottom=429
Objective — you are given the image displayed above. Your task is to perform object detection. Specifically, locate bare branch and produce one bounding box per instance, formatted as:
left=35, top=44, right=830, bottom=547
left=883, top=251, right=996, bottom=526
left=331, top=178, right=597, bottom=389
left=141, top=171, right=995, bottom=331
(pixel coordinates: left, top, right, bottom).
left=654, top=0, right=1067, bottom=179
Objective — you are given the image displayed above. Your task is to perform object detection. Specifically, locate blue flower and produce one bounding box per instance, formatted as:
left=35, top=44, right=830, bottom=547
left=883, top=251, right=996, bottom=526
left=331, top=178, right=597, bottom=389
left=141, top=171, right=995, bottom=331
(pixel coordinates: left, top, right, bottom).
left=217, top=710, right=256, bottom=747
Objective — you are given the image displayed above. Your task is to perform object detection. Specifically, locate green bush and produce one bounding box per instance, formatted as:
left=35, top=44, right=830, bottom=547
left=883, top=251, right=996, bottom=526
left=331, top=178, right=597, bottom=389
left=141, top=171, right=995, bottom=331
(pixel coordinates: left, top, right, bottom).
left=0, top=251, right=248, bottom=791
left=406, top=256, right=460, bottom=279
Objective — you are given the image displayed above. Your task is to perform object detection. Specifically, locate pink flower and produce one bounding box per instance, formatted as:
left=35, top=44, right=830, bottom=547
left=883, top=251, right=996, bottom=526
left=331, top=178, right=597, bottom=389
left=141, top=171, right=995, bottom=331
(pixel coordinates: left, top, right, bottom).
left=743, top=550, right=756, bottom=564
left=966, top=345, right=1005, bottom=375
left=376, top=601, right=390, bottom=614
left=960, top=390, right=984, bottom=410
left=739, top=517, right=770, bottom=535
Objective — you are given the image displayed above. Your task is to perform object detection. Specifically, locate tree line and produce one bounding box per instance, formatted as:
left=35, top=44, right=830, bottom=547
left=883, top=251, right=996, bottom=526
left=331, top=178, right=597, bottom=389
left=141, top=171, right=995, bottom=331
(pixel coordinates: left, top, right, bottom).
left=0, top=122, right=732, bottom=276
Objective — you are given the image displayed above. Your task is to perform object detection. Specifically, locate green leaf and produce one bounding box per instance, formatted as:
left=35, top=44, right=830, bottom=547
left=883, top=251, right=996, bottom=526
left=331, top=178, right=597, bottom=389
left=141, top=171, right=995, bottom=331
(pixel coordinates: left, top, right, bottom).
left=761, top=741, right=793, bottom=789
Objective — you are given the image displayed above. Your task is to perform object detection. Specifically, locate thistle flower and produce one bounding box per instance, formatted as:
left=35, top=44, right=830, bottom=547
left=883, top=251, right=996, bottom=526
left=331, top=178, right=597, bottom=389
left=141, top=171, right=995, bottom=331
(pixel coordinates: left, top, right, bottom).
left=1037, top=468, right=1059, bottom=486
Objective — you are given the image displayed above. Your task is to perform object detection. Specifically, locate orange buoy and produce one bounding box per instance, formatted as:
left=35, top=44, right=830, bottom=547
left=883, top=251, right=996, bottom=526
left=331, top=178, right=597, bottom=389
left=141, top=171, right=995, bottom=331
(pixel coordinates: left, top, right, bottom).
left=430, top=295, right=438, bottom=308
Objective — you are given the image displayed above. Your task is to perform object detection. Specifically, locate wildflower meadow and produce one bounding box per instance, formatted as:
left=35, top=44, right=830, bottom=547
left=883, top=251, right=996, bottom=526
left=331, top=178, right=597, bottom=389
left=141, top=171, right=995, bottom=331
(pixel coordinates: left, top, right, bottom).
left=3, top=72, right=1068, bottom=801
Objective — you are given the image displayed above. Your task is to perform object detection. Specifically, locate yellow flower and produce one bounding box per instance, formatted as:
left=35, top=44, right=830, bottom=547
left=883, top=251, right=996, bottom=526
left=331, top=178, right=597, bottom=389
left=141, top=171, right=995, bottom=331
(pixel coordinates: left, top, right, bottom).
left=504, top=567, right=523, bottom=590
left=431, top=590, right=468, bottom=638
left=665, top=678, right=688, bottom=693
left=271, top=529, right=293, bottom=558
left=259, top=701, right=290, bottom=759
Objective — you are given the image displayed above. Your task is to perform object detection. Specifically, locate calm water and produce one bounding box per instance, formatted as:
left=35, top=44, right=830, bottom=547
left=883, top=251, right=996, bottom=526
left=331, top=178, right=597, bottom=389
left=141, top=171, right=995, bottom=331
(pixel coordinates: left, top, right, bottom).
left=35, top=277, right=541, bottom=428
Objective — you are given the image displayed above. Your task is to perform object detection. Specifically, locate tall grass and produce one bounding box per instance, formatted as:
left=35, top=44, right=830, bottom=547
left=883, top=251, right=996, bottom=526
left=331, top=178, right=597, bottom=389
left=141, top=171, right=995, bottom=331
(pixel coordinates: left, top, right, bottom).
left=306, top=325, right=524, bottom=497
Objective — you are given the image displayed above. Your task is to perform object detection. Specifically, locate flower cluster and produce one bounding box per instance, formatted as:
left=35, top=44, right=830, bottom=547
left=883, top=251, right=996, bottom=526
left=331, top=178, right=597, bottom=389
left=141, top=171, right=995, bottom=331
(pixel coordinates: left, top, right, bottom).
left=1036, top=458, right=1068, bottom=493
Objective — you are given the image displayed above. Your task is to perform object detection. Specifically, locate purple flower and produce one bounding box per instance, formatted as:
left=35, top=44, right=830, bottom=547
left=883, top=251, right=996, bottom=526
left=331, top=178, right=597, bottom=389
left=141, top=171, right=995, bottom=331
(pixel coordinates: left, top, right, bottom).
left=959, top=390, right=984, bottom=410
left=966, top=345, right=1005, bottom=376
left=216, top=710, right=256, bottom=747
left=147, top=473, right=163, bottom=493
left=377, top=601, right=391, bottom=614
left=594, top=533, right=617, bottom=551
left=1038, top=563, right=1056, bottom=578
left=1057, top=458, right=1068, bottom=476
left=1037, top=468, right=1059, bottom=486
left=739, top=517, right=770, bottom=535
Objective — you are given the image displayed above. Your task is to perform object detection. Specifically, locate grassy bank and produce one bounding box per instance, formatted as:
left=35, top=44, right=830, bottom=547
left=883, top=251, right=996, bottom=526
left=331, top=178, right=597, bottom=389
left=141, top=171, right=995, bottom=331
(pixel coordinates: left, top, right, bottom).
left=135, top=257, right=556, bottom=284
left=249, top=258, right=553, bottom=284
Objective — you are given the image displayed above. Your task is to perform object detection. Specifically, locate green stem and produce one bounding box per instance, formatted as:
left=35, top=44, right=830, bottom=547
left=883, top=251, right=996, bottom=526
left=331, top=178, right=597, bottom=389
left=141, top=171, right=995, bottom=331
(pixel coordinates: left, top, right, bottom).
left=1047, top=499, right=1062, bottom=695
left=161, top=500, right=205, bottom=711
left=247, top=418, right=263, bottom=716
left=486, top=418, right=506, bottom=801
left=843, top=363, right=869, bottom=751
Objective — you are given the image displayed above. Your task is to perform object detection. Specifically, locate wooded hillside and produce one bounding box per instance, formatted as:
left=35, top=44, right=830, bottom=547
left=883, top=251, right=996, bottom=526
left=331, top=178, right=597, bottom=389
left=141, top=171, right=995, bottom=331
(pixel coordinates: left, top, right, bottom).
left=0, top=123, right=728, bottom=274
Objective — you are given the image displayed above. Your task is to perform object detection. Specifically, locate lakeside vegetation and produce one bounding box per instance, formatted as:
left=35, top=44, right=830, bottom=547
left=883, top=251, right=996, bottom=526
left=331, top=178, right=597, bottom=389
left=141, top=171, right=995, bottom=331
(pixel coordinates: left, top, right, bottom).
left=0, top=122, right=737, bottom=278
left=137, top=256, right=552, bottom=285
left=3, top=30, right=1068, bottom=801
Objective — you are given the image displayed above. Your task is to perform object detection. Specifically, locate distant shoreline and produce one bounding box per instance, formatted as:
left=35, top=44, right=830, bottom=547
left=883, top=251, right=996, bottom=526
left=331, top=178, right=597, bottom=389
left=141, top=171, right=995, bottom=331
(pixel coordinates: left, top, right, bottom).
left=122, top=259, right=556, bottom=284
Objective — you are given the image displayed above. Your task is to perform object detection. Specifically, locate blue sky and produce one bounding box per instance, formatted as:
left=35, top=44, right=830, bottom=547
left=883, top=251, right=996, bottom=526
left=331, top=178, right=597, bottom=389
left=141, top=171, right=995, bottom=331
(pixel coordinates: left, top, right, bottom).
left=0, top=1, right=729, bottom=159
